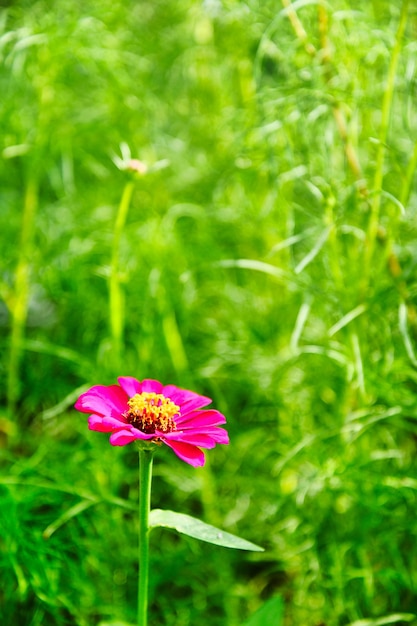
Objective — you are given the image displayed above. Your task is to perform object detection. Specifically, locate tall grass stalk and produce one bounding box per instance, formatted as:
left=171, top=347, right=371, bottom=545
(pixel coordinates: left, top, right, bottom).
left=109, top=180, right=135, bottom=366
left=400, top=138, right=417, bottom=207
left=362, top=0, right=410, bottom=295
left=7, top=175, right=38, bottom=417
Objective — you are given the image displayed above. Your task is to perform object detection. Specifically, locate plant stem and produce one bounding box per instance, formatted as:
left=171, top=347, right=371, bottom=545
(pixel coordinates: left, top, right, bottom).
left=138, top=448, right=154, bottom=626
left=109, top=180, right=135, bottom=364
left=400, top=137, right=417, bottom=207
left=7, top=175, right=38, bottom=417
left=361, top=0, right=409, bottom=295
left=281, top=0, right=316, bottom=56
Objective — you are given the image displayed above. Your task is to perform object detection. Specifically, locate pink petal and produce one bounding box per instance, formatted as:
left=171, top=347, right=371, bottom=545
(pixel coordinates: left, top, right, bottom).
left=194, top=427, right=230, bottom=444
left=129, top=427, right=155, bottom=440
left=88, top=415, right=127, bottom=432
left=163, top=440, right=206, bottom=467
left=140, top=379, right=164, bottom=394
left=176, top=409, right=227, bottom=428
left=109, top=430, right=142, bottom=446
left=164, top=385, right=212, bottom=413
left=88, top=415, right=111, bottom=432
left=117, top=376, right=143, bottom=397
left=75, top=384, right=128, bottom=418
left=164, top=432, right=217, bottom=448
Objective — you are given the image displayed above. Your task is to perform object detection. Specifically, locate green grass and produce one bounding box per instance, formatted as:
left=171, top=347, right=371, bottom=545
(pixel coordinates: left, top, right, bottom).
left=2, top=0, right=417, bottom=624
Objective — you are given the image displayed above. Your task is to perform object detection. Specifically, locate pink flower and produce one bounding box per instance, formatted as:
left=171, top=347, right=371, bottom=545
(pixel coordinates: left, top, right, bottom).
left=74, top=377, right=229, bottom=467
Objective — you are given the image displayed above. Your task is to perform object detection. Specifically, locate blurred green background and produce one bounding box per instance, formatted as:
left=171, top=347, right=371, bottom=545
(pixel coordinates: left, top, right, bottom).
left=1, top=0, right=417, bottom=624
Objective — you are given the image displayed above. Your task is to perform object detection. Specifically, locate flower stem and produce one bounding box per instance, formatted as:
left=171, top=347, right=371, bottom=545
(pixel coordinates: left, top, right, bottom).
left=138, top=448, right=154, bottom=626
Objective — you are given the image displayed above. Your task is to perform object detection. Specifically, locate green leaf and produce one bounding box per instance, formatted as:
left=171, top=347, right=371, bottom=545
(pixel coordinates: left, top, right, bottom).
left=42, top=499, right=97, bottom=539
left=347, top=614, right=417, bottom=626
left=98, top=622, right=136, bottom=626
left=149, top=509, right=264, bottom=551
left=242, top=595, right=284, bottom=626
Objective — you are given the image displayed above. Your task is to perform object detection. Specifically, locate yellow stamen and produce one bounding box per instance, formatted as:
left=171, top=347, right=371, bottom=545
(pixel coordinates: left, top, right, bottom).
left=126, top=392, right=179, bottom=434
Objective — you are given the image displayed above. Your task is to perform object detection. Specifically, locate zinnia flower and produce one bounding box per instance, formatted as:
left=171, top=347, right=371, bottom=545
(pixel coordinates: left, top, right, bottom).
left=74, top=377, right=229, bottom=467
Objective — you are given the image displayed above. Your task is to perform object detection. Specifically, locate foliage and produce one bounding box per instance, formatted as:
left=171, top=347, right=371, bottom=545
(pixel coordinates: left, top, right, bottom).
left=1, top=0, right=417, bottom=624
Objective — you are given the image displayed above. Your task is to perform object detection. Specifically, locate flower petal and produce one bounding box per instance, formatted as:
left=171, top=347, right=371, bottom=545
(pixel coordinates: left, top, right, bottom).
left=141, top=379, right=164, bottom=394
left=192, top=427, right=230, bottom=444
left=129, top=427, right=155, bottom=440
left=177, top=409, right=227, bottom=428
left=88, top=415, right=127, bottom=432
left=117, top=376, right=143, bottom=397
left=75, top=384, right=127, bottom=418
left=163, top=440, right=206, bottom=467
left=109, top=430, right=142, bottom=446
left=164, top=432, right=218, bottom=448
left=163, top=385, right=212, bottom=413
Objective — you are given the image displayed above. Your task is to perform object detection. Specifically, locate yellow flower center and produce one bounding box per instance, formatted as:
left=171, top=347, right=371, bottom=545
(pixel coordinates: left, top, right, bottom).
left=126, top=392, right=179, bottom=434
